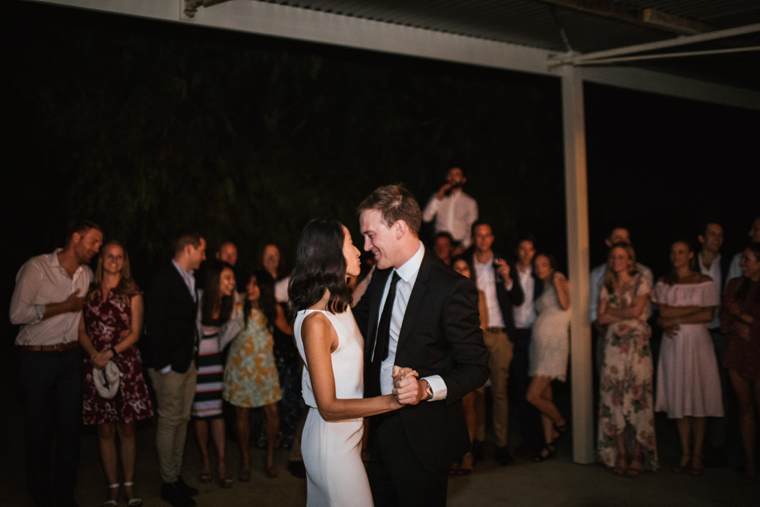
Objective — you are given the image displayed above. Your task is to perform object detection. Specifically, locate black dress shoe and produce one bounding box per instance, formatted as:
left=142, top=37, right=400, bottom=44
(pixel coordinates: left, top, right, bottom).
left=161, top=482, right=196, bottom=507
left=175, top=476, right=199, bottom=497
left=496, top=446, right=515, bottom=466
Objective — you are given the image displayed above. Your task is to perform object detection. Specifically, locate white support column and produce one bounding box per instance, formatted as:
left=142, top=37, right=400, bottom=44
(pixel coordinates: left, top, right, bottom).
left=561, top=65, right=594, bottom=464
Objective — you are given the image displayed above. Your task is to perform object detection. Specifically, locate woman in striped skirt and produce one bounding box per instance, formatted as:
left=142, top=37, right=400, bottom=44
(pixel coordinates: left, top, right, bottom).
left=192, top=260, right=239, bottom=488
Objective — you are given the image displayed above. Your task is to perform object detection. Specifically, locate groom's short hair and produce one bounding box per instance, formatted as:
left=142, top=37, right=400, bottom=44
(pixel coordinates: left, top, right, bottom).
left=357, top=184, right=422, bottom=235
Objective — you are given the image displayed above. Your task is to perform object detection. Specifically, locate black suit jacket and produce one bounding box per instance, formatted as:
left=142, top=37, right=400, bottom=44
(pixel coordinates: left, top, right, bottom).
left=468, top=252, right=525, bottom=334
left=354, top=250, right=489, bottom=471
left=144, top=263, right=198, bottom=373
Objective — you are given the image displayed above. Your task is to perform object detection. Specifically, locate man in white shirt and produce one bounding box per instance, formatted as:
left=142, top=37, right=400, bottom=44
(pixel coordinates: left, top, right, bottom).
left=10, top=220, right=103, bottom=507
left=469, top=221, right=524, bottom=466
left=589, top=227, right=652, bottom=373
left=511, top=235, right=544, bottom=454
left=422, top=167, right=478, bottom=255
left=697, top=221, right=732, bottom=468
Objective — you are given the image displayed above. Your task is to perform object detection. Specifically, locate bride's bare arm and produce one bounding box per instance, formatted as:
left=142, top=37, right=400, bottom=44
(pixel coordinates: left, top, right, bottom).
left=302, top=312, right=402, bottom=421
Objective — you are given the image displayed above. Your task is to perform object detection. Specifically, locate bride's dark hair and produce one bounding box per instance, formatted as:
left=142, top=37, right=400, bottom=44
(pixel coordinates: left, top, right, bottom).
left=289, top=218, right=352, bottom=318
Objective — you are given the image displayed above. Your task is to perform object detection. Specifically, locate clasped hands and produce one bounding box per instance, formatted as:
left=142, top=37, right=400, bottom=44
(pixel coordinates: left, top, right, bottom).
left=391, top=365, right=427, bottom=406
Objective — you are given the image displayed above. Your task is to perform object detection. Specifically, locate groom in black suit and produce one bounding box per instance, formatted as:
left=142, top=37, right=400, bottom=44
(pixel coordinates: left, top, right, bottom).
left=354, top=184, right=489, bottom=506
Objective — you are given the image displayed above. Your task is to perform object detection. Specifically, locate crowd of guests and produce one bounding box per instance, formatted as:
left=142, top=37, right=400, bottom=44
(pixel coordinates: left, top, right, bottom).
left=8, top=166, right=760, bottom=506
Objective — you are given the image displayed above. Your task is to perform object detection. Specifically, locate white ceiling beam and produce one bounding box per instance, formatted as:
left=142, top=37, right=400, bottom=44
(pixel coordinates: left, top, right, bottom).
left=26, top=0, right=760, bottom=111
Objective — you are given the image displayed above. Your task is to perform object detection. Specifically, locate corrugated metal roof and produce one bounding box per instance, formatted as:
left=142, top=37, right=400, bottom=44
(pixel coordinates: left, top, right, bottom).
left=256, top=0, right=760, bottom=90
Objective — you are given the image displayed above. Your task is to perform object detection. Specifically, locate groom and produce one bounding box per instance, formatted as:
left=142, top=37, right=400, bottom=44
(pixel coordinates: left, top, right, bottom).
left=354, top=184, right=489, bottom=506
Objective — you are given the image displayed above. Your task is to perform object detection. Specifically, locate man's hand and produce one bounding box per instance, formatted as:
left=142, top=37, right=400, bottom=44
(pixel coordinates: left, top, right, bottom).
left=436, top=183, right=454, bottom=200
left=392, top=366, right=426, bottom=405
left=494, top=259, right=511, bottom=285
left=65, top=290, right=85, bottom=313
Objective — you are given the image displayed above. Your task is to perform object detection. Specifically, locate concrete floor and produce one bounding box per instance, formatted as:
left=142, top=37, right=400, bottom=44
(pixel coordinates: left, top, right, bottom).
left=2, top=354, right=758, bottom=507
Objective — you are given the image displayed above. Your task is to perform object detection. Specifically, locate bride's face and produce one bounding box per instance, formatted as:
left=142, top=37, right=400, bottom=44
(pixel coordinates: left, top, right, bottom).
left=342, top=225, right=361, bottom=278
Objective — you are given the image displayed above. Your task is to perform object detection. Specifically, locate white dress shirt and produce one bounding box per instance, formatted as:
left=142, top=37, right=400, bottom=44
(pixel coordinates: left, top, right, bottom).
left=513, top=264, right=536, bottom=329
left=698, top=251, right=722, bottom=329
left=422, top=190, right=478, bottom=249
left=377, top=243, right=446, bottom=401
left=474, top=254, right=506, bottom=328
left=10, top=250, right=93, bottom=346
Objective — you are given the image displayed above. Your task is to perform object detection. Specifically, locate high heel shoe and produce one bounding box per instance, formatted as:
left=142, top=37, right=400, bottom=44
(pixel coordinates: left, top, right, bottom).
left=123, top=481, right=143, bottom=507
left=672, top=454, right=691, bottom=474
left=101, top=483, right=119, bottom=507
left=552, top=422, right=570, bottom=444
left=533, top=444, right=557, bottom=463
left=199, top=459, right=213, bottom=483
left=218, top=458, right=233, bottom=488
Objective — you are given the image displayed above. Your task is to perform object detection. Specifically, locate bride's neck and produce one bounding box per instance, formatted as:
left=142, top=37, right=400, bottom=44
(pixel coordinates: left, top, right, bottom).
left=309, top=289, right=331, bottom=311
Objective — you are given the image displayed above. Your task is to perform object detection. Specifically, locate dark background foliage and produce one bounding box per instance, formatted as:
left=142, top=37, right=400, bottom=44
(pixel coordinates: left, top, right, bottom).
left=3, top=1, right=759, bottom=313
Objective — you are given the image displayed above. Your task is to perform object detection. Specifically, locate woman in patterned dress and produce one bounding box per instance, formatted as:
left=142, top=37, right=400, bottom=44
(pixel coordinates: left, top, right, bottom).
left=79, top=242, right=153, bottom=507
left=224, top=270, right=284, bottom=479
left=720, top=242, right=760, bottom=484
left=596, top=243, right=657, bottom=477
left=192, top=260, right=238, bottom=488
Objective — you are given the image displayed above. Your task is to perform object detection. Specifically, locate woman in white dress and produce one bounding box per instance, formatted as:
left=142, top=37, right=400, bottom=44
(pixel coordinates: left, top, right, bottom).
left=289, top=218, right=412, bottom=507
left=654, top=240, right=722, bottom=477
left=526, top=252, right=571, bottom=462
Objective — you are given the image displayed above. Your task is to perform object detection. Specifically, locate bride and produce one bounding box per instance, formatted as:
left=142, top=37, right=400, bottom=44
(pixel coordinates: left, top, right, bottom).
left=289, top=218, right=413, bottom=506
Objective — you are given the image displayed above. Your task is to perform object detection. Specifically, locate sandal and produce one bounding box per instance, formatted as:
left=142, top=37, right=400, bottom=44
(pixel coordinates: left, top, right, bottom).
left=553, top=422, right=570, bottom=443
left=123, top=481, right=143, bottom=507
left=532, top=444, right=557, bottom=463
left=689, top=455, right=705, bottom=477
left=459, top=452, right=474, bottom=475
left=626, top=461, right=644, bottom=479
left=672, top=454, right=691, bottom=474
left=102, top=483, right=119, bottom=507
left=199, top=459, right=213, bottom=483
left=218, top=458, right=233, bottom=488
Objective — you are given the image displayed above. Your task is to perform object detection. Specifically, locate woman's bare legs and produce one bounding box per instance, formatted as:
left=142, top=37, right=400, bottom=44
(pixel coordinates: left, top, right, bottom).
left=235, top=407, right=251, bottom=477
left=730, top=370, right=760, bottom=480
left=117, top=422, right=137, bottom=500
left=264, top=403, right=280, bottom=476
left=97, top=422, right=119, bottom=502
left=194, top=420, right=212, bottom=479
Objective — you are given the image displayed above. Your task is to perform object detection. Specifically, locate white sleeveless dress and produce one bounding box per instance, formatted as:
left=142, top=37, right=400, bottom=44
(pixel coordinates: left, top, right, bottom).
left=294, top=307, right=373, bottom=507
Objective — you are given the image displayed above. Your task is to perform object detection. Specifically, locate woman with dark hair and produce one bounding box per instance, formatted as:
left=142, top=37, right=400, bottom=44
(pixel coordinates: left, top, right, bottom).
left=290, top=218, right=412, bottom=506
left=596, top=243, right=657, bottom=477
left=192, top=260, right=240, bottom=488
left=224, top=270, right=284, bottom=480
left=720, top=242, right=760, bottom=484
left=79, top=241, right=153, bottom=507
left=525, top=252, right=571, bottom=462
left=654, top=240, right=722, bottom=477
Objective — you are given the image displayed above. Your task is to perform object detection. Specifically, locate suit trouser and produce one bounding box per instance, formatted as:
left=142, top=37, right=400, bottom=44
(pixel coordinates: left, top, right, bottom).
left=149, top=363, right=197, bottom=483
left=367, top=412, right=448, bottom=507
left=18, top=348, right=82, bottom=507
left=477, top=329, right=514, bottom=447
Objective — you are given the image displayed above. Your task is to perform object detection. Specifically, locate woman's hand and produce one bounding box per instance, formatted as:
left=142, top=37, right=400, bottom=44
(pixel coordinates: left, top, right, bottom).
left=90, top=350, right=111, bottom=369
left=657, top=316, right=680, bottom=338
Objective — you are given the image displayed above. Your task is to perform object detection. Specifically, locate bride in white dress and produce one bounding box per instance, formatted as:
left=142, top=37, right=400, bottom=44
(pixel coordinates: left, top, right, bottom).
left=289, top=218, right=412, bottom=507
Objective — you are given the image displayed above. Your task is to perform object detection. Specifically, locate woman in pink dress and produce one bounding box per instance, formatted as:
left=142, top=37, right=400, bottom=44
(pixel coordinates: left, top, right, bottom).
left=79, top=242, right=153, bottom=507
left=720, top=242, right=760, bottom=484
left=654, top=240, right=722, bottom=477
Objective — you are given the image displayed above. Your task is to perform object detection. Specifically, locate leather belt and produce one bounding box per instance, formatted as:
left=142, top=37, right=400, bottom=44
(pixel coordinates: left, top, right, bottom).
left=19, top=341, right=79, bottom=352
left=485, top=327, right=507, bottom=333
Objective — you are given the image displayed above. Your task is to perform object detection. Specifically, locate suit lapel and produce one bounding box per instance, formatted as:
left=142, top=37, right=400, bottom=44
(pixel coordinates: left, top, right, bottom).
left=396, top=251, right=432, bottom=353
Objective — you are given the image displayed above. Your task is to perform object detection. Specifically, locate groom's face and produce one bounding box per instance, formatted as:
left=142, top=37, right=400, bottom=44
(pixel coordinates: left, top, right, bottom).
left=360, top=209, right=397, bottom=270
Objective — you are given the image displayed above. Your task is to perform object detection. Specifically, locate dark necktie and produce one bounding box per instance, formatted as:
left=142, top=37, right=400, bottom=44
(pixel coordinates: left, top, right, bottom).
left=366, top=271, right=401, bottom=398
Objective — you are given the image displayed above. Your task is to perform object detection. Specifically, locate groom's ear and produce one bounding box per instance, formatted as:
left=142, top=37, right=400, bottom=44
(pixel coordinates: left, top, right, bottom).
left=394, top=220, right=407, bottom=239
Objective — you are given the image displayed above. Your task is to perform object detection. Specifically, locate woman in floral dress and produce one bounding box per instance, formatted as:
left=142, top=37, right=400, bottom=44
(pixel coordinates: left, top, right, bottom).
left=224, top=270, right=283, bottom=479
left=596, top=243, right=657, bottom=477
left=79, top=242, right=153, bottom=507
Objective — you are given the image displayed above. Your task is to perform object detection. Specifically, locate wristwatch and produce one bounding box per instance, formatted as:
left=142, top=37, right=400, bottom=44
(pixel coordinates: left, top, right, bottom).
left=424, top=381, right=434, bottom=401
